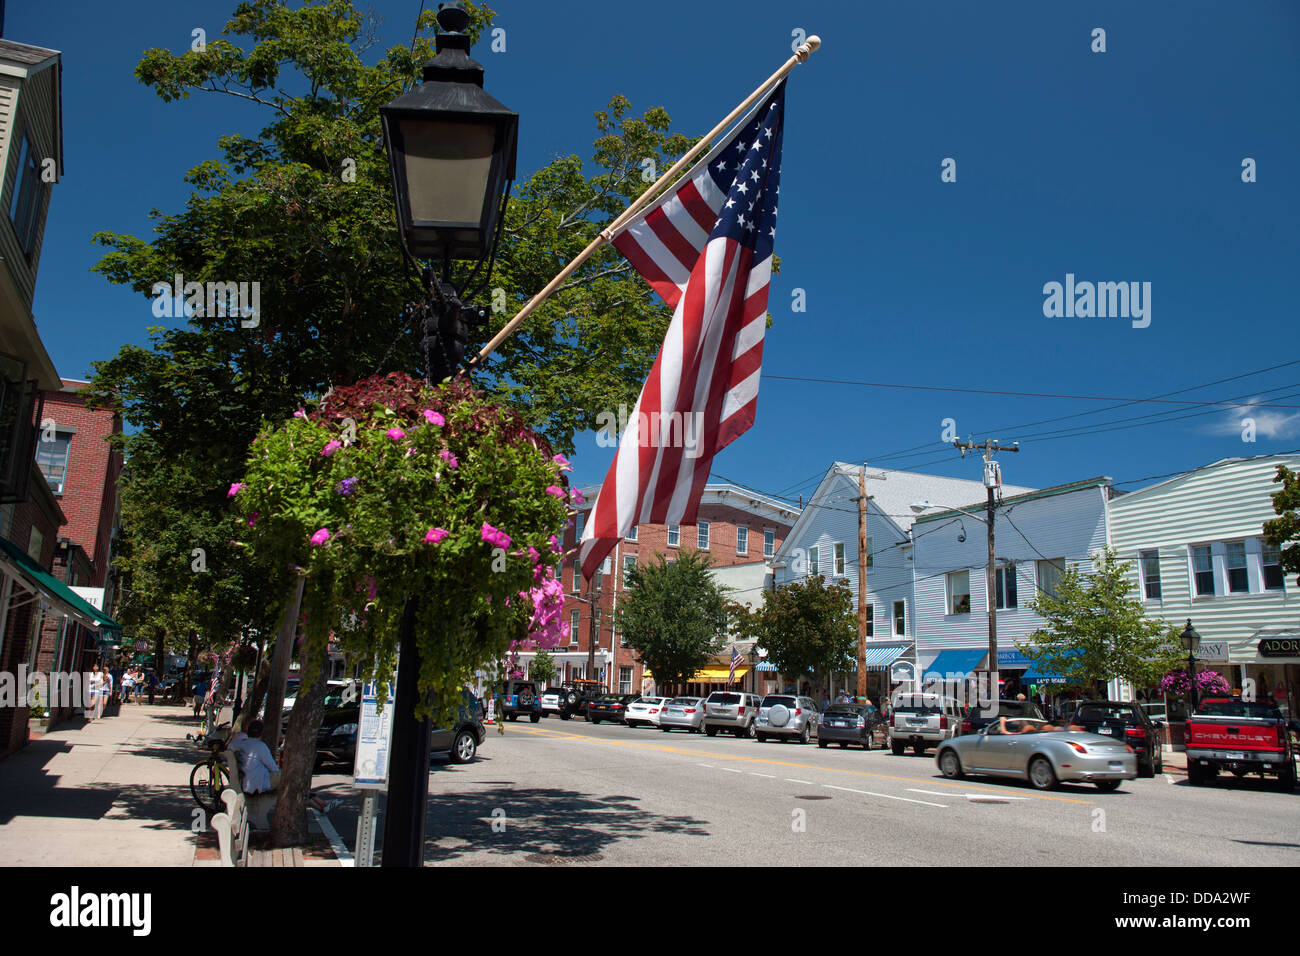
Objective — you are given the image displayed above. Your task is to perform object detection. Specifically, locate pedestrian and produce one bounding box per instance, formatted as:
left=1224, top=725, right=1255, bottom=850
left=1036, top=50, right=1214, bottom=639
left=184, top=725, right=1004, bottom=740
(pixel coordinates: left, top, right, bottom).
left=193, top=673, right=210, bottom=718
left=85, top=666, right=102, bottom=721
left=226, top=720, right=280, bottom=795
left=145, top=670, right=158, bottom=705
left=121, top=668, right=135, bottom=704
left=99, top=665, right=113, bottom=717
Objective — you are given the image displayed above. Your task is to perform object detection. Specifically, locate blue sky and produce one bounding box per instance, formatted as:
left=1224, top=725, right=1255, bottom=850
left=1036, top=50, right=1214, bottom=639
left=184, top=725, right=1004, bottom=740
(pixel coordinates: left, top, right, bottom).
left=11, top=0, right=1300, bottom=504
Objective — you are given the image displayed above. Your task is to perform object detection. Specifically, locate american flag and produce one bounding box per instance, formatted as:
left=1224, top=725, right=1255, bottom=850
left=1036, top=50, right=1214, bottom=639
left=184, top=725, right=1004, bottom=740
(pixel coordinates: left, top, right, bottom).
left=729, top=645, right=743, bottom=685
left=579, top=82, right=786, bottom=579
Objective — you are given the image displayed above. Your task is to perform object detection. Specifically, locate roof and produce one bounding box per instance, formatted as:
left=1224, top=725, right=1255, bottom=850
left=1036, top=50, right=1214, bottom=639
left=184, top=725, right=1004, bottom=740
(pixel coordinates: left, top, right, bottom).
left=0, top=39, right=60, bottom=68
left=1109, top=453, right=1300, bottom=503
left=913, top=476, right=1112, bottom=524
left=826, top=461, right=1035, bottom=533
left=576, top=481, right=802, bottom=525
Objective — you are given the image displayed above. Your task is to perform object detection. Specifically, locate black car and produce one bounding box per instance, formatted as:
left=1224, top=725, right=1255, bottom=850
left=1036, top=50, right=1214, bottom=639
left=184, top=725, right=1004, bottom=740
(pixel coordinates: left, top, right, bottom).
left=555, top=679, right=607, bottom=720
left=1065, top=700, right=1163, bottom=777
left=312, top=681, right=486, bottom=768
left=500, top=679, right=542, bottom=723
left=818, top=704, right=887, bottom=750
left=959, top=698, right=1044, bottom=736
left=586, top=693, right=638, bottom=725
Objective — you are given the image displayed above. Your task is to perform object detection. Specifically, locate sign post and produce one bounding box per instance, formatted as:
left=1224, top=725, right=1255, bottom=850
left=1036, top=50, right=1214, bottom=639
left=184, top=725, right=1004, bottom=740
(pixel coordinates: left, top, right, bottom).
left=353, top=674, right=398, bottom=867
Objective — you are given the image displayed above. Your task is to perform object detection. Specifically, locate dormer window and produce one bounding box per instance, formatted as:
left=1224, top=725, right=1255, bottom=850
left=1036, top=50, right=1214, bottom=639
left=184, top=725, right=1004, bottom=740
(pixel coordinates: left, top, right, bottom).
left=9, top=129, right=46, bottom=257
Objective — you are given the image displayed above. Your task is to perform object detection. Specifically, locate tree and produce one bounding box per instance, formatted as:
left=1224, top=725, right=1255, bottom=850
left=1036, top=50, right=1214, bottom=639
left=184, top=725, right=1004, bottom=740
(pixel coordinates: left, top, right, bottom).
left=617, top=551, right=729, bottom=690
left=744, top=575, right=856, bottom=699
left=1021, top=549, right=1183, bottom=690
left=1263, top=463, right=1300, bottom=588
left=529, top=649, right=558, bottom=688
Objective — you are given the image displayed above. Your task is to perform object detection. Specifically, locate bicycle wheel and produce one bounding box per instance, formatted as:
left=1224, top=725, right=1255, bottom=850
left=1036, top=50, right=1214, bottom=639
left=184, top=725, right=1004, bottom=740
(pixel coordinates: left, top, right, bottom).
left=190, top=760, right=230, bottom=816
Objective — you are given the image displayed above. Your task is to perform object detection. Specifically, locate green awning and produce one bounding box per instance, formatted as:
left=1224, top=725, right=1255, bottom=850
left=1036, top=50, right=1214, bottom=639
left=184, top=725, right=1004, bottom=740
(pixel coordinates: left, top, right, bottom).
left=0, top=536, right=122, bottom=638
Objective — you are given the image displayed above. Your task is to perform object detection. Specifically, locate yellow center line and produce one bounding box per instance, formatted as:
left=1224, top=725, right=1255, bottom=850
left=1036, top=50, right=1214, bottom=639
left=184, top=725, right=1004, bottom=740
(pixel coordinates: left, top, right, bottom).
left=508, top=725, right=1093, bottom=805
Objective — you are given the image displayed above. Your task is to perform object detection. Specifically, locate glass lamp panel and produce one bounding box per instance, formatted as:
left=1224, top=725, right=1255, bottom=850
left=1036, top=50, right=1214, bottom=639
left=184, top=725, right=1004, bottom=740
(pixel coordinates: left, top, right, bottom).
left=401, top=119, right=496, bottom=226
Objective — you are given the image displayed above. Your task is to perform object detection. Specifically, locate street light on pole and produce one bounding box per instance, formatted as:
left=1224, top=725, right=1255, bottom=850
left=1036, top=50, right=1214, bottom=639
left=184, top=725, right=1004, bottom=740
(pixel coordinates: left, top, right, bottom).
left=1180, top=619, right=1201, bottom=715
left=377, top=1, right=517, bottom=867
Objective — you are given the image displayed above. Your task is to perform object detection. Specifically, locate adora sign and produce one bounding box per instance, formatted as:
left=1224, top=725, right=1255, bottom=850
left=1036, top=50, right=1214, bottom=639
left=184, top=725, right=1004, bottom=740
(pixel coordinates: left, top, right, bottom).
left=1259, top=636, right=1300, bottom=658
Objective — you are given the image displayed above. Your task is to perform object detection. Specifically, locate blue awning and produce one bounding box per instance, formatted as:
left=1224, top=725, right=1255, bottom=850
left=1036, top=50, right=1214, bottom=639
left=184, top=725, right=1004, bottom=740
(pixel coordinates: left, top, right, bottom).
left=1021, top=662, right=1068, bottom=684
left=923, top=649, right=987, bottom=680
left=998, top=649, right=1033, bottom=669
left=861, top=643, right=909, bottom=670
left=756, top=661, right=779, bottom=671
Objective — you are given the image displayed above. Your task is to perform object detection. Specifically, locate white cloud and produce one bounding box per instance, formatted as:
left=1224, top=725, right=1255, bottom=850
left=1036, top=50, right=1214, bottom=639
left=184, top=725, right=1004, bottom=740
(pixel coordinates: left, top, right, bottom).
left=1205, top=396, right=1300, bottom=440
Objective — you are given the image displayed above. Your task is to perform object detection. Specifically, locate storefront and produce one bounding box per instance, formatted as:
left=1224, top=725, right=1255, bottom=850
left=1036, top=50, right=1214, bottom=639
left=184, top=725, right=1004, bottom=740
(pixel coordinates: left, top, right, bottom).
left=1233, top=628, right=1299, bottom=717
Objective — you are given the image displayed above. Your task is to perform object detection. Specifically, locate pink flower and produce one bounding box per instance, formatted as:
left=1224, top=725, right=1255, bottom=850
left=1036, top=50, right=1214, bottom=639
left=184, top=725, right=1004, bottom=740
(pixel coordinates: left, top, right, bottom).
left=310, top=528, right=331, bottom=546
left=423, top=409, right=445, bottom=426
left=248, top=512, right=258, bottom=528
left=440, top=449, right=459, bottom=469
left=386, top=427, right=405, bottom=441
left=293, top=409, right=307, bottom=419
left=365, top=576, right=378, bottom=601
left=570, top=488, right=585, bottom=505
left=549, top=535, right=561, bottom=554
left=481, top=522, right=512, bottom=550
left=552, top=453, right=572, bottom=471
left=227, top=482, right=245, bottom=497
left=321, top=440, right=342, bottom=457
left=425, top=527, right=449, bottom=544
left=544, top=485, right=565, bottom=499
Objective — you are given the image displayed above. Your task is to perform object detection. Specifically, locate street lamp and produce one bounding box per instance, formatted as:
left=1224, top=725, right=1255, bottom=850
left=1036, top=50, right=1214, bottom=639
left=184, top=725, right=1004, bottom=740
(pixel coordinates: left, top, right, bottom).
left=1180, top=619, right=1201, bottom=714
left=378, top=1, right=517, bottom=867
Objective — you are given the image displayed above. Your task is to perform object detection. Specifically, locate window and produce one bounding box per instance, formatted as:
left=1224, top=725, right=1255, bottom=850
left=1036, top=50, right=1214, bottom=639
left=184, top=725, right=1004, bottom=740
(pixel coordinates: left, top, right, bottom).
left=575, top=511, right=584, bottom=541
left=27, top=527, right=43, bottom=563
left=625, top=525, right=637, bottom=542
left=601, top=556, right=612, bottom=576
left=698, top=521, right=710, bottom=550
left=892, top=600, right=905, bottom=637
left=736, top=526, right=748, bottom=555
left=9, top=130, right=46, bottom=256
left=947, top=570, right=971, bottom=615
left=623, top=554, right=636, bottom=587
left=995, top=563, right=1017, bottom=610
left=667, top=524, right=680, bottom=547
left=619, top=666, right=633, bottom=694
left=1140, top=550, right=1162, bottom=600
left=572, top=566, right=580, bottom=594
left=569, top=609, right=580, bottom=644
left=834, top=542, right=845, bottom=576
left=808, top=546, right=819, bottom=577
left=1191, top=545, right=1214, bottom=597
left=1225, top=541, right=1248, bottom=594
left=1036, top=558, right=1065, bottom=599
left=865, top=605, right=873, bottom=638
left=1262, top=541, right=1284, bottom=591
left=36, top=433, right=71, bottom=494
left=764, top=529, right=775, bottom=558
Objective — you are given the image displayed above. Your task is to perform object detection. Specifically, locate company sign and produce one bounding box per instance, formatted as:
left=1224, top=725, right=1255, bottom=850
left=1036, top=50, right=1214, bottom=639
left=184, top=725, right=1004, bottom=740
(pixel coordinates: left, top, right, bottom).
left=1193, top=641, right=1229, bottom=662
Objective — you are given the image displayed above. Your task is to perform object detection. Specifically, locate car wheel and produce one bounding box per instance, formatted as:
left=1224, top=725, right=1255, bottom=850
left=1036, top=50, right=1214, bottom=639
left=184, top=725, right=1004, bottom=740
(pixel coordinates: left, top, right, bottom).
left=912, top=742, right=926, bottom=756
left=1154, top=749, right=1163, bottom=774
left=938, top=749, right=963, bottom=779
left=838, top=742, right=848, bottom=749
left=530, top=714, right=540, bottom=723
left=560, top=711, right=570, bottom=721
left=1095, top=780, right=1121, bottom=792
left=755, top=732, right=766, bottom=742
left=450, top=730, right=477, bottom=764
left=705, top=726, right=717, bottom=737
left=743, top=723, right=755, bottom=739
left=507, top=713, right=517, bottom=722
left=661, top=726, right=672, bottom=732
left=1187, top=761, right=1205, bottom=785
left=1028, top=756, right=1058, bottom=791
left=798, top=723, right=810, bottom=745
left=891, top=739, right=905, bottom=756
left=566, top=691, right=579, bottom=707
left=1276, top=763, right=1296, bottom=792
left=818, top=739, right=828, bottom=749
left=590, top=718, right=600, bottom=725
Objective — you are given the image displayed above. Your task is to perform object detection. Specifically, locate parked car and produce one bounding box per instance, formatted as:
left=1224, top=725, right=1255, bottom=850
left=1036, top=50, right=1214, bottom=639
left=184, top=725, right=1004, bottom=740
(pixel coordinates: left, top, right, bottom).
left=959, top=698, right=1044, bottom=736
left=283, top=678, right=351, bottom=715
left=889, top=692, right=963, bottom=755
left=1139, top=701, right=1168, bottom=724
left=659, top=697, right=706, bottom=733
left=1065, top=700, right=1163, bottom=776
left=704, top=691, right=763, bottom=737
left=818, top=703, right=887, bottom=750
left=936, top=717, right=1138, bottom=790
left=586, top=694, right=638, bottom=724
left=1185, top=697, right=1298, bottom=791
left=312, top=682, right=485, bottom=767
left=500, top=679, right=542, bottom=723
left=755, top=694, right=820, bottom=744
left=624, top=696, right=672, bottom=727
left=555, top=679, right=607, bottom=720
left=539, top=687, right=564, bottom=716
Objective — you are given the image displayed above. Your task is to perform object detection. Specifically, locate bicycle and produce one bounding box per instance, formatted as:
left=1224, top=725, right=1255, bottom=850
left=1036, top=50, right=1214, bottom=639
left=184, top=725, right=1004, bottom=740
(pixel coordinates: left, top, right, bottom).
left=189, top=737, right=233, bottom=816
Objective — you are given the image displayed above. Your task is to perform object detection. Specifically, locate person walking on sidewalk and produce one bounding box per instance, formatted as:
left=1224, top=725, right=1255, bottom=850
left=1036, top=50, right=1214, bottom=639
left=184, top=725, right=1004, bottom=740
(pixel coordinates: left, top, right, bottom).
left=121, top=668, right=135, bottom=704
left=85, top=667, right=102, bottom=721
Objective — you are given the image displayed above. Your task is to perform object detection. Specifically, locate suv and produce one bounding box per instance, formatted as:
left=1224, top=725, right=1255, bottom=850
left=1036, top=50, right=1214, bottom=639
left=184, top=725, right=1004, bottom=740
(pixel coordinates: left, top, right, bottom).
left=889, top=692, right=963, bottom=755
left=313, top=681, right=486, bottom=767
left=500, top=679, right=542, bottom=723
left=556, top=679, right=607, bottom=720
left=1068, top=700, right=1163, bottom=776
left=755, top=695, right=820, bottom=744
left=539, top=687, right=565, bottom=717
left=704, top=691, right=763, bottom=737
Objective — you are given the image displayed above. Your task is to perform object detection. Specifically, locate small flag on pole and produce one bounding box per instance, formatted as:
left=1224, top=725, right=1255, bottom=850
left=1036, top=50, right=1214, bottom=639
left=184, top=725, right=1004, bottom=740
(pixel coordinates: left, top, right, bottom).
left=729, top=645, right=743, bottom=685
left=579, top=82, right=787, bottom=579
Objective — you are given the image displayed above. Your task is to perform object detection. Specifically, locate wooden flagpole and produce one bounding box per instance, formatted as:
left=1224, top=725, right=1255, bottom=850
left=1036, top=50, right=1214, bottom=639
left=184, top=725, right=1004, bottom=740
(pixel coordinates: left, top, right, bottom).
left=468, top=35, right=821, bottom=369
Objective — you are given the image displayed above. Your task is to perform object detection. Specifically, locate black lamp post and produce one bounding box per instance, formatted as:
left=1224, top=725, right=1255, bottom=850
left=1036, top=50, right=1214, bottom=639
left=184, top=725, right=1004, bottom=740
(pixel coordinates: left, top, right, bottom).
left=377, top=1, right=516, bottom=867
left=1180, top=619, right=1201, bottom=715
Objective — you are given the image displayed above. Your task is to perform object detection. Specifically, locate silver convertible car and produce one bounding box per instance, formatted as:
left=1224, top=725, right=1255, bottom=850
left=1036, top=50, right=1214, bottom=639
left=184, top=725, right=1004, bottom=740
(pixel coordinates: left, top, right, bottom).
left=934, top=718, right=1138, bottom=791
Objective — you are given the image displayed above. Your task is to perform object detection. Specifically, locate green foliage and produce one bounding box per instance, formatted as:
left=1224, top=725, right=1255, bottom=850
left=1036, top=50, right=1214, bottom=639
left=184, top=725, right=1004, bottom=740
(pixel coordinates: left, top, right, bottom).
left=528, top=649, right=558, bottom=688
left=1263, top=464, right=1300, bottom=588
left=616, top=551, right=729, bottom=688
left=743, top=575, right=856, bottom=693
left=233, top=373, right=570, bottom=721
left=1022, top=548, right=1183, bottom=690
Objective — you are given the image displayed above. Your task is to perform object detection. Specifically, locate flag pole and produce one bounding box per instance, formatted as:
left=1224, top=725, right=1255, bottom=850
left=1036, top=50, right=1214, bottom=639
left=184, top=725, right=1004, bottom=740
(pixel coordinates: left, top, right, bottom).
left=467, top=35, right=821, bottom=370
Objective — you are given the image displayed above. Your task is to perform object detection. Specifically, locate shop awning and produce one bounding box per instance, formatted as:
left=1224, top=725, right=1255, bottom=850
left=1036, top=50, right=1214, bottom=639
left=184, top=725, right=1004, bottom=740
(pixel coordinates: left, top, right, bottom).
left=643, top=666, right=750, bottom=681
left=0, top=536, right=122, bottom=640
left=923, top=649, right=986, bottom=681
left=860, top=643, right=910, bottom=670
left=756, top=661, right=779, bottom=671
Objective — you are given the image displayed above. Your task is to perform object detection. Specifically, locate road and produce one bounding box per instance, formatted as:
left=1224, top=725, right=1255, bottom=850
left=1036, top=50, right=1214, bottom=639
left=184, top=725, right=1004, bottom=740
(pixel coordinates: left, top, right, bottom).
left=312, top=718, right=1300, bottom=866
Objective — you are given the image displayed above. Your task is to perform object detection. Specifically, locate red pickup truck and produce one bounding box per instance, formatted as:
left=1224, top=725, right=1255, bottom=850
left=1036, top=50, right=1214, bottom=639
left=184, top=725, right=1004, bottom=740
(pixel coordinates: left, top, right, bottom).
left=1184, top=697, right=1298, bottom=791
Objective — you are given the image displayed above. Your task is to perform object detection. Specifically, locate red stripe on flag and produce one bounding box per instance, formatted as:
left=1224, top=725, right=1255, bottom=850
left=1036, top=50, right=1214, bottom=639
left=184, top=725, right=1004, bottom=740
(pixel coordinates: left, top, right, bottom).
left=677, top=179, right=718, bottom=235
left=646, top=207, right=700, bottom=275
left=613, top=233, right=682, bottom=309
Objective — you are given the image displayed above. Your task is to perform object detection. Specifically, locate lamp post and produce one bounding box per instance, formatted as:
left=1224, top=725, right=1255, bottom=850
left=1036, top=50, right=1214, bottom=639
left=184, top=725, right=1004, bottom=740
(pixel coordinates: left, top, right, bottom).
left=1180, top=619, right=1201, bottom=715
left=377, top=1, right=517, bottom=867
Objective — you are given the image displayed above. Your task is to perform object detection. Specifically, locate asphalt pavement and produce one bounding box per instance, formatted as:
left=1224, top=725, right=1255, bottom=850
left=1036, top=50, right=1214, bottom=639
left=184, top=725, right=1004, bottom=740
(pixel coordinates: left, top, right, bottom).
left=312, top=717, right=1300, bottom=866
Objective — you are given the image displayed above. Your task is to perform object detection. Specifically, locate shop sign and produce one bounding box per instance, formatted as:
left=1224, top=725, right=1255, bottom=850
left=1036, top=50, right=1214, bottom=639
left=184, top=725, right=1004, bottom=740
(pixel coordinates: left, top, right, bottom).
left=1259, top=636, right=1300, bottom=658
left=1193, top=641, right=1229, bottom=662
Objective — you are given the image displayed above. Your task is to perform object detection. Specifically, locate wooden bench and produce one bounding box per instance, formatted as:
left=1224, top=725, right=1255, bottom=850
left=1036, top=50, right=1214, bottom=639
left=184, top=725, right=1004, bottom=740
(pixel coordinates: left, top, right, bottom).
left=210, top=788, right=250, bottom=867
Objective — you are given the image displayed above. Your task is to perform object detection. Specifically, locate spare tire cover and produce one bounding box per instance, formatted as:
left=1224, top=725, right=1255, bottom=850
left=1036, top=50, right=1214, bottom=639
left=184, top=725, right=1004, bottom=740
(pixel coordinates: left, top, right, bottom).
left=518, top=687, right=535, bottom=706
left=769, top=704, right=791, bottom=728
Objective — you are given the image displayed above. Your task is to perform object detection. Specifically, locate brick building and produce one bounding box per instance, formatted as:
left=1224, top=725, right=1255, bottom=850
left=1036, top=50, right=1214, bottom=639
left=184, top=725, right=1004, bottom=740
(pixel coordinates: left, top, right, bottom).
left=515, top=482, right=799, bottom=695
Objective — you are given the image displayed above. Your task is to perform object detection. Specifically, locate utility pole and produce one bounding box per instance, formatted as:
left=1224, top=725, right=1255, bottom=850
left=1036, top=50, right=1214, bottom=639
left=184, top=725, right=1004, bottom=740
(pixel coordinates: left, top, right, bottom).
left=584, top=569, right=603, bottom=684
left=951, top=439, right=1019, bottom=709
left=853, top=465, right=888, bottom=699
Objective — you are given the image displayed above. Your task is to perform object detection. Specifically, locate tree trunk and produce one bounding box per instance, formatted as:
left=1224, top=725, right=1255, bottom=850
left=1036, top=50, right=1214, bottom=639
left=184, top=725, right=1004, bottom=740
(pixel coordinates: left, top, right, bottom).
left=263, top=577, right=306, bottom=755
left=270, top=630, right=328, bottom=848
left=242, top=650, right=271, bottom=731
